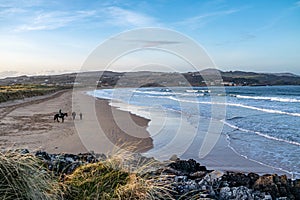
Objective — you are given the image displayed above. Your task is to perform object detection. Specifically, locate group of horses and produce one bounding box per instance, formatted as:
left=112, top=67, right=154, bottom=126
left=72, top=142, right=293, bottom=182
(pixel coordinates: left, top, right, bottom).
left=54, top=112, right=68, bottom=123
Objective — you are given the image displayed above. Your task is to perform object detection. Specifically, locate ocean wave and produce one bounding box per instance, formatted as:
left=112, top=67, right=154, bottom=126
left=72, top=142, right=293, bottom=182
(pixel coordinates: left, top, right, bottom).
left=223, top=120, right=300, bottom=146
left=186, top=89, right=211, bottom=93
left=227, top=116, right=244, bottom=120
left=180, top=93, right=205, bottom=97
left=224, top=134, right=294, bottom=177
left=133, top=90, right=181, bottom=96
left=236, top=95, right=300, bottom=103
left=168, top=96, right=300, bottom=117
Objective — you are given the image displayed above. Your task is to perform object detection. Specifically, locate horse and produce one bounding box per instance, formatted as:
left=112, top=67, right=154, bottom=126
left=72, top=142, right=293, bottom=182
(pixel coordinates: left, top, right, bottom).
left=54, top=113, right=68, bottom=123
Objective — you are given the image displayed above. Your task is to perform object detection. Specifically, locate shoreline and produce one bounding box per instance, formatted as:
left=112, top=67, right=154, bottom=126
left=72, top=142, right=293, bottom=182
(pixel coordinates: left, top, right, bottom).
left=0, top=89, right=292, bottom=178
left=91, top=91, right=290, bottom=177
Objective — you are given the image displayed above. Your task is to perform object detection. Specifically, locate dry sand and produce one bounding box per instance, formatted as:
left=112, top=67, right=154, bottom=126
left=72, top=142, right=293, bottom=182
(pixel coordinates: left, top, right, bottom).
left=0, top=89, right=152, bottom=154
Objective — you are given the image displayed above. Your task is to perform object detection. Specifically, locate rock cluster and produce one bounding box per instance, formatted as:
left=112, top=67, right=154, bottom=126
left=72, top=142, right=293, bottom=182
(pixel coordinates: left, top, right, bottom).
left=153, top=159, right=300, bottom=200
left=18, top=149, right=300, bottom=199
left=35, top=150, right=105, bottom=175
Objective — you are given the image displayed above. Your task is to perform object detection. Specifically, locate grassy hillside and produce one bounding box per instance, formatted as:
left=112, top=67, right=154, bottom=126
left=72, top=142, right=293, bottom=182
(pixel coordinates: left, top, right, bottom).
left=0, top=84, right=62, bottom=103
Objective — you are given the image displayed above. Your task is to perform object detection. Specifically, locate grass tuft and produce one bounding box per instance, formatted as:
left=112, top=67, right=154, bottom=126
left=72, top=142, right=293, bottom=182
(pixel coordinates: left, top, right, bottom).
left=64, top=149, right=173, bottom=200
left=0, top=151, right=62, bottom=200
left=63, top=162, right=129, bottom=199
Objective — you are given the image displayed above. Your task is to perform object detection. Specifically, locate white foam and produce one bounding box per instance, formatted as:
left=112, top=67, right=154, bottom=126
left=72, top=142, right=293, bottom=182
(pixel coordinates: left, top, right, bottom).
left=224, top=128, right=294, bottom=177
left=186, top=89, right=211, bottom=93
left=236, top=95, right=300, bottom=103
left=168, top=96, right=300, bottom=117
left=222, top=120, right=300, bottom=146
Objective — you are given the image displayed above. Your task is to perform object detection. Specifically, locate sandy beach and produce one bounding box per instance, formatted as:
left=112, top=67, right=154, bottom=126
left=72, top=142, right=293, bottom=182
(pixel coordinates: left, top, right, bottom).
left=0, top=89, right=152, bottom=154
left=0, top=89, right=288, bottom=176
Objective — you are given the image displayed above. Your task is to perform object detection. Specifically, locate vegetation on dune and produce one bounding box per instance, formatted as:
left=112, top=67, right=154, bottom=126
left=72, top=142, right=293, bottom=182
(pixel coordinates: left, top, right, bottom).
left=0, top=151, right=62, bottom=200
left=63, top=153, right=172, bottom=200
left=0, top=150, right=172, bottom=200
left=0, top=84, right=62, bottom=103
left=63, top=162, right=129, bottom=199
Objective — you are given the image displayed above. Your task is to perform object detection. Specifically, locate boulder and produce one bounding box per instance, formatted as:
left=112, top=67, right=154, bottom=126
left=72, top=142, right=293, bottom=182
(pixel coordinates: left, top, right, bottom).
left=221, top=172, right=259, bottom=188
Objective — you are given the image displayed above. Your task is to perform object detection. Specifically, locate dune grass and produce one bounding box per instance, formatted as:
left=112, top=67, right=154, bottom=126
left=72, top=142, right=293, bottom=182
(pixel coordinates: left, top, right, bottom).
left=0, top=149, right=174, bottom=200
left=0, top=151, right=62, bottom=200
left=63, top=150, right=173, bottom=200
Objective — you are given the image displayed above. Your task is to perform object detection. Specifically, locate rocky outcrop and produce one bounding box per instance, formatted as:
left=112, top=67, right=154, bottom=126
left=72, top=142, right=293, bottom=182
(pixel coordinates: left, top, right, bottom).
left=16, top=150, right=300, bottom=199
left=35, top=150, right=105, bottom=175
left=152, top=159, right=300, bottom=199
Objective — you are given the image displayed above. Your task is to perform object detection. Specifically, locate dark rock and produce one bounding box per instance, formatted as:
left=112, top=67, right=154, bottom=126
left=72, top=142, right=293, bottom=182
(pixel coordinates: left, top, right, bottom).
left=20, top=149, right=30, bottom=154
left=168, top=159, right=209, bottom=174
left=252, top=174, right=297, bottom=199
left=221, top=172, right=258, bottom=188
left=35, top=151, right=99, bottom=175
left=291, top=179, right=300, bottom=199
left=248, top=172, right=260, bottom=186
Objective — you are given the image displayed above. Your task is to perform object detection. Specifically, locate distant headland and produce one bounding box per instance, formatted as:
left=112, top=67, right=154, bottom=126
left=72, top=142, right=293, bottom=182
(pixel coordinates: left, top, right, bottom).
left=1, top=69, right=300, bottom=87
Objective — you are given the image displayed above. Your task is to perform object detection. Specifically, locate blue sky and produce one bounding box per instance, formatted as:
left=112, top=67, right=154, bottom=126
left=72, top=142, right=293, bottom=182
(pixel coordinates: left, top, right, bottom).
left=0, top=0, right=300, bottom=77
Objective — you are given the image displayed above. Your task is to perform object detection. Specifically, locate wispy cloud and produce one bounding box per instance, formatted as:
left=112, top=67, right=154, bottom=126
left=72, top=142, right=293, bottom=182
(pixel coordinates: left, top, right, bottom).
left=13, top=5, right=160, bottom=32
left=295, top=1, right=300, bottom=7
left=175, top=9, right=240, bottom=29
left=114, top=39, right=181, bottom=48
left=0, top=7, right=26, bottom=15
left=104, top=6, right=160, bottom=27
left=15, top=10, right=97, bottom=31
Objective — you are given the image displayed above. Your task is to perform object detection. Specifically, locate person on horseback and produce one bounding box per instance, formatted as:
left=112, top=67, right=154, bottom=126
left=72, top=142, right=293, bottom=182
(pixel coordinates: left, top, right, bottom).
left=59, top=109, right=63, bottom=117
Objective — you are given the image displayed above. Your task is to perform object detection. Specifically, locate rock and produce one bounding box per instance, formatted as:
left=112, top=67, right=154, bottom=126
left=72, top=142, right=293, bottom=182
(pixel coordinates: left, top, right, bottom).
left=219, top=186, right=232, bottom=199
left=174, top=175, right=187, bottom=182
left=291, top=179, right=300, bottom=199
left=35, top=151, right=99, bottom=175
left=169, top=154, right=179, bottom=161
left=20, top=149, right=30, bottom=154
left=253, top=174, right=278, bottom=198
left=219, top=186, right=258, bottom=200
left=263, top=194, right=272, bottom=200
left=221, top=171, right=259, bottom=188
left=167, top=159, right=210, bottom=177
left=190, top=171, right=207, bottom=179
left=248, top=172, right=260, bottom=186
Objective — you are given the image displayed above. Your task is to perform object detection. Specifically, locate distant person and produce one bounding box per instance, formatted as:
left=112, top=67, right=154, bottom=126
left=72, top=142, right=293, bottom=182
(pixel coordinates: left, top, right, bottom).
left=79, top=112, right=82, bottom=120
left=72, top=111, right=76, bottom=120
left=59, top=109, right=63, bottom=117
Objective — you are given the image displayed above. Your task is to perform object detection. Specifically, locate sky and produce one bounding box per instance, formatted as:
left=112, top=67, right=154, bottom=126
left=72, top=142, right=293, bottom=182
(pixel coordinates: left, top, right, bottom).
left=0, top=0, right=300, bottom=78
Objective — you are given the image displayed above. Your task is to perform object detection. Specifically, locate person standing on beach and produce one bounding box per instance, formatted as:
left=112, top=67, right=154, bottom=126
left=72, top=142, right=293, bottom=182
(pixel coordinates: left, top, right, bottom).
left=72, top=111, right=76, bottom=120
left=79, top=112, right=82, bottom=120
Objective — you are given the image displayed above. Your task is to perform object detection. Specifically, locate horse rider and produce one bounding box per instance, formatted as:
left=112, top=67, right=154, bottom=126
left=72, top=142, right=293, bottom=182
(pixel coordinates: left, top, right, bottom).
left=59, top=109, right=63, bottom=117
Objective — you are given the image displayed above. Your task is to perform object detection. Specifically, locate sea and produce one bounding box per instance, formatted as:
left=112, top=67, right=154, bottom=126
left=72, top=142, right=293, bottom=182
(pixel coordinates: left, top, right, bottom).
left=87, top=86, right=300, bottom=178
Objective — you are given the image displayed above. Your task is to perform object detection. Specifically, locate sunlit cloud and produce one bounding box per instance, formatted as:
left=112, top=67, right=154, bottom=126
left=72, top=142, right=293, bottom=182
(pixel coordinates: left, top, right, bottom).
left=104, top=6, right=160, bottom=27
